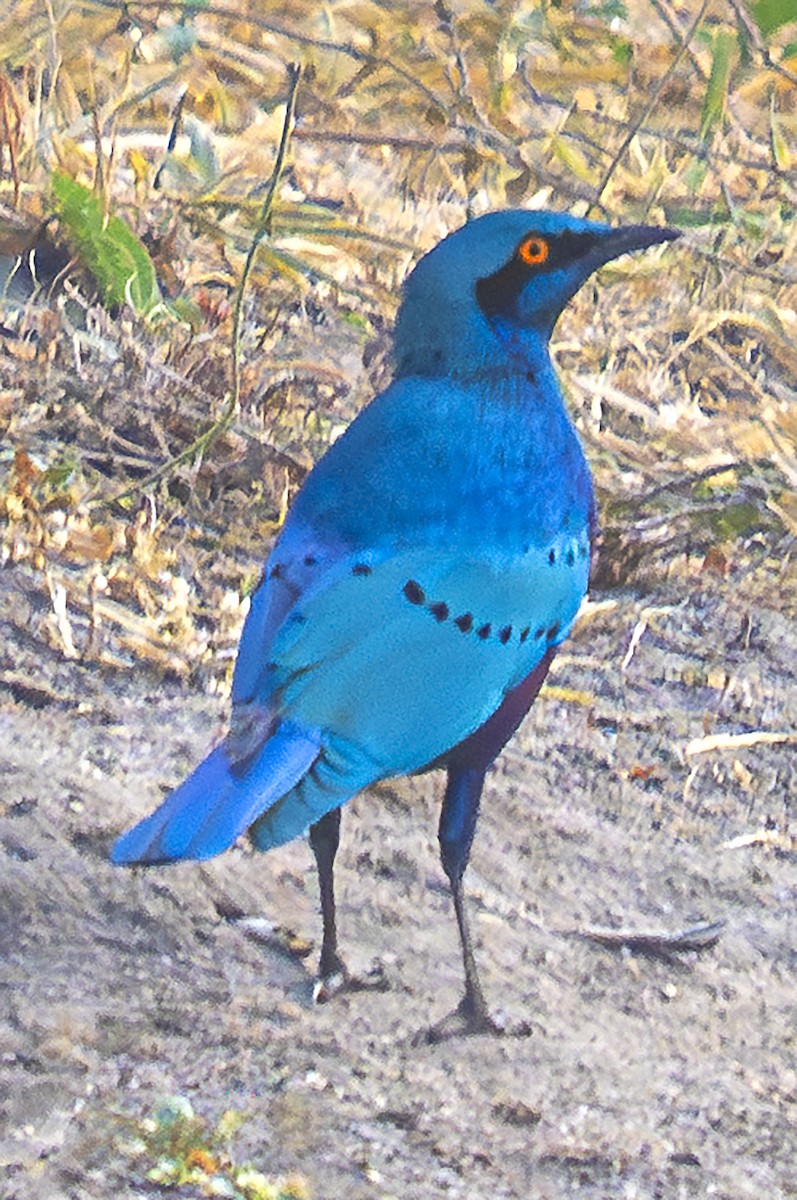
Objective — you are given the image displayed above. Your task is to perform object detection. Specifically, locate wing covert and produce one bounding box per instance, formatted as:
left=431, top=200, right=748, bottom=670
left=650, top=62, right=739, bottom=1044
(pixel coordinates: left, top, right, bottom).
left=267, top=535, right=589, bottom=776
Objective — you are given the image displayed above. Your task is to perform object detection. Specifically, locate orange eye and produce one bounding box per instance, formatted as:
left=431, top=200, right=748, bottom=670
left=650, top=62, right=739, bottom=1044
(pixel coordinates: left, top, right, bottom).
left=518, top=235, right=549, bottom=266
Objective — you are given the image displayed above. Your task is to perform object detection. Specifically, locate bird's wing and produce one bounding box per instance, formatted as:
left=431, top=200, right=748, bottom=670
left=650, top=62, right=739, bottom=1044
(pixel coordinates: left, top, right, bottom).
left=230, top=517, right=357, bottom=708
left=239, top=534, right=589, bottom=779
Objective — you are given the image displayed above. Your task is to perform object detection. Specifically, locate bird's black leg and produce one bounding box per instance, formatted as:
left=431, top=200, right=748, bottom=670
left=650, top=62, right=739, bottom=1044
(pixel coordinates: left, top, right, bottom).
left=309, top=807, right=388, bottom=1002
left=437, top=766, right=501, bottom=1033
left=416, top=650, right=555, bottom=1040
left=309, top=808, right=345, bottom=987
left=416, top=764, right=534, bottom=1044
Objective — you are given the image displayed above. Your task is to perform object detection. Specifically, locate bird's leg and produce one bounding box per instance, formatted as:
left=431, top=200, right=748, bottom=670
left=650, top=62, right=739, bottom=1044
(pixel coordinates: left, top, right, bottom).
left=449, top=861, right=494, bottom=1028
left=418, top=765, right=531, bottom=1043
left=309, top=808, right=388, bottom=1002
left=437, top=766, right=500, bottom=1033
left=417, top=655, right=556, bottom=1039
left=309, top=808, right=345, bottom=986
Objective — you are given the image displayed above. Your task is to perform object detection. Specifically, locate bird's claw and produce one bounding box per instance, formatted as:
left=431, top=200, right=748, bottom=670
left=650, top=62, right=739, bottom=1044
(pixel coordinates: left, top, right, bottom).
left=313, top=958, right=390, bottom=1004
left=414, top=995, right=534, bottom=1045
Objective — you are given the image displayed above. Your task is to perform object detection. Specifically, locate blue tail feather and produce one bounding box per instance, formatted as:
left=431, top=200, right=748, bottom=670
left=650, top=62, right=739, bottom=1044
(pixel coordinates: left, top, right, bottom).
left=111, top=722, right=320, bottom=866
left=249, top=734, right=378, bottom=852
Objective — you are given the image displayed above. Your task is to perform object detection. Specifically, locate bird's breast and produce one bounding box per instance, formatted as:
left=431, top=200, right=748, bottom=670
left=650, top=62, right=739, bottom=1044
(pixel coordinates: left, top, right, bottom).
left=453, top=386, right=594, bottom=555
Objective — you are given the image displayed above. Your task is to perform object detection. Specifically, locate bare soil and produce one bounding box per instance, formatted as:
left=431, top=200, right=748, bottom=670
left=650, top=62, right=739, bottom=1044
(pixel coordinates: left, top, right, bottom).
left=1, top=549, right=796, bottom=1200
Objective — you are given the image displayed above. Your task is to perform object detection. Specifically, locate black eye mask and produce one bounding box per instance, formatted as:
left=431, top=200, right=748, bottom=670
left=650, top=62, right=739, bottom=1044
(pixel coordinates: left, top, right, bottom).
left=476, top=230, right=601, bottom=320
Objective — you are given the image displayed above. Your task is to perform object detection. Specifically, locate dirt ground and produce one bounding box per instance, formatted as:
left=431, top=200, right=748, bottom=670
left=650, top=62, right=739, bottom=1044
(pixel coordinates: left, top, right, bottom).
left=2, top=543, right=796, bottom=1200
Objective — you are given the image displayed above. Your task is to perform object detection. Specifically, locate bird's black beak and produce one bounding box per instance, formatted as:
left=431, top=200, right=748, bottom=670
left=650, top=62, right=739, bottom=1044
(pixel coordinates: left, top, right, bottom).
left=591, top=223, right=681, bottom=271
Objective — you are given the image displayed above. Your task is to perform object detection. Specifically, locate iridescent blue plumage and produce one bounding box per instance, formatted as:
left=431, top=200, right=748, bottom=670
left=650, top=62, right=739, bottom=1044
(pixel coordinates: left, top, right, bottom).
left=112, top=208, right=679, bottom=1031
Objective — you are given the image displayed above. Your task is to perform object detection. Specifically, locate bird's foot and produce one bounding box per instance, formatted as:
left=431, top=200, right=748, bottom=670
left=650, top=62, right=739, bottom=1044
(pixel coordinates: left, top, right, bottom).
left=312, top=953, right=390, bottom=1005
left=414, top=992, right=534, bottom=1046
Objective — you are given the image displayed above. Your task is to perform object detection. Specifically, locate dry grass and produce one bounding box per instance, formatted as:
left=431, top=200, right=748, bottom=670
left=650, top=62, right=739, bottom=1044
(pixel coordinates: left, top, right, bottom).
left=1, top=0, right=796, bottom=690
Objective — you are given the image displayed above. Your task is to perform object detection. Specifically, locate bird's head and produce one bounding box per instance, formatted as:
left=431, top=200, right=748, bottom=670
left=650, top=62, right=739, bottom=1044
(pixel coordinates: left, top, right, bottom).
left=394, top=209, right=680, bottom=379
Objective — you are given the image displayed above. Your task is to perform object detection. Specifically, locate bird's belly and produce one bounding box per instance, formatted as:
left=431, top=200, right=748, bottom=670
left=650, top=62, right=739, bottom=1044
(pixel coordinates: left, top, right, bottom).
left=274, top=527, right=590, bottom=777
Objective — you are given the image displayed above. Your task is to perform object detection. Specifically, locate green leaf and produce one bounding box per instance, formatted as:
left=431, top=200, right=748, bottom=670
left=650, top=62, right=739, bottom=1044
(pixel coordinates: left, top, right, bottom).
left=611, top=38, right=633, bottom=65
left=340, top=308, right=374, bottom=335
left=701, top=29, right=737, bottom=140
left=548, top=135, right=597, bottom=185
left=663, top=205, right=729, bottom=227
left=711, top=502, right=764, bottom=540
left=171, top=295, right=204, bottom=330
left=51, top=172, right=161, bottom=316
left=584, top=0, right=627, bottom=19
left=771, top=108, right=791, bottom=170
left=683, top=158, right=709, bottom=195
left=694, top=469, right=738, bottom=499
left=751, top=0, right=797, bottom=37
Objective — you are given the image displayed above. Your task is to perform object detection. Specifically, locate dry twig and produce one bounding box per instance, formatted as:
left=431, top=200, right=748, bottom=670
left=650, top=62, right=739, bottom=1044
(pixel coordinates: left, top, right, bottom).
left=571, top=919, right=725, bottom=959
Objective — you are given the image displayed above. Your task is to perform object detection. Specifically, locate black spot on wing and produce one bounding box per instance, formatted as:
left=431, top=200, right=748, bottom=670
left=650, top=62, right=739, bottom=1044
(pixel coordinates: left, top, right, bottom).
left=352, top=563, right=371, bottom=576
left=403, top=579, right=566, bottom=650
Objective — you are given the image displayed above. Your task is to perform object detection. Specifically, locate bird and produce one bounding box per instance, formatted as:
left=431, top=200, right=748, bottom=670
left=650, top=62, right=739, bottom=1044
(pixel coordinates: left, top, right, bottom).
left=112, top=208, right=679, bottom=1036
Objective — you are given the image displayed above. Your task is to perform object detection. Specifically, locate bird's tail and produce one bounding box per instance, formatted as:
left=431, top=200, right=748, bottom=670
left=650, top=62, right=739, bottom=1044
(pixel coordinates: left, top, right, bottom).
left=110, top=721, right=321, bottom=866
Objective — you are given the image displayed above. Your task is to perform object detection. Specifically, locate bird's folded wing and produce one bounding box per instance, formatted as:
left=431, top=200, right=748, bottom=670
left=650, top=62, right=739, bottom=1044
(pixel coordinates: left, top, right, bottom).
left=248, top=542, right=588, bottom=777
